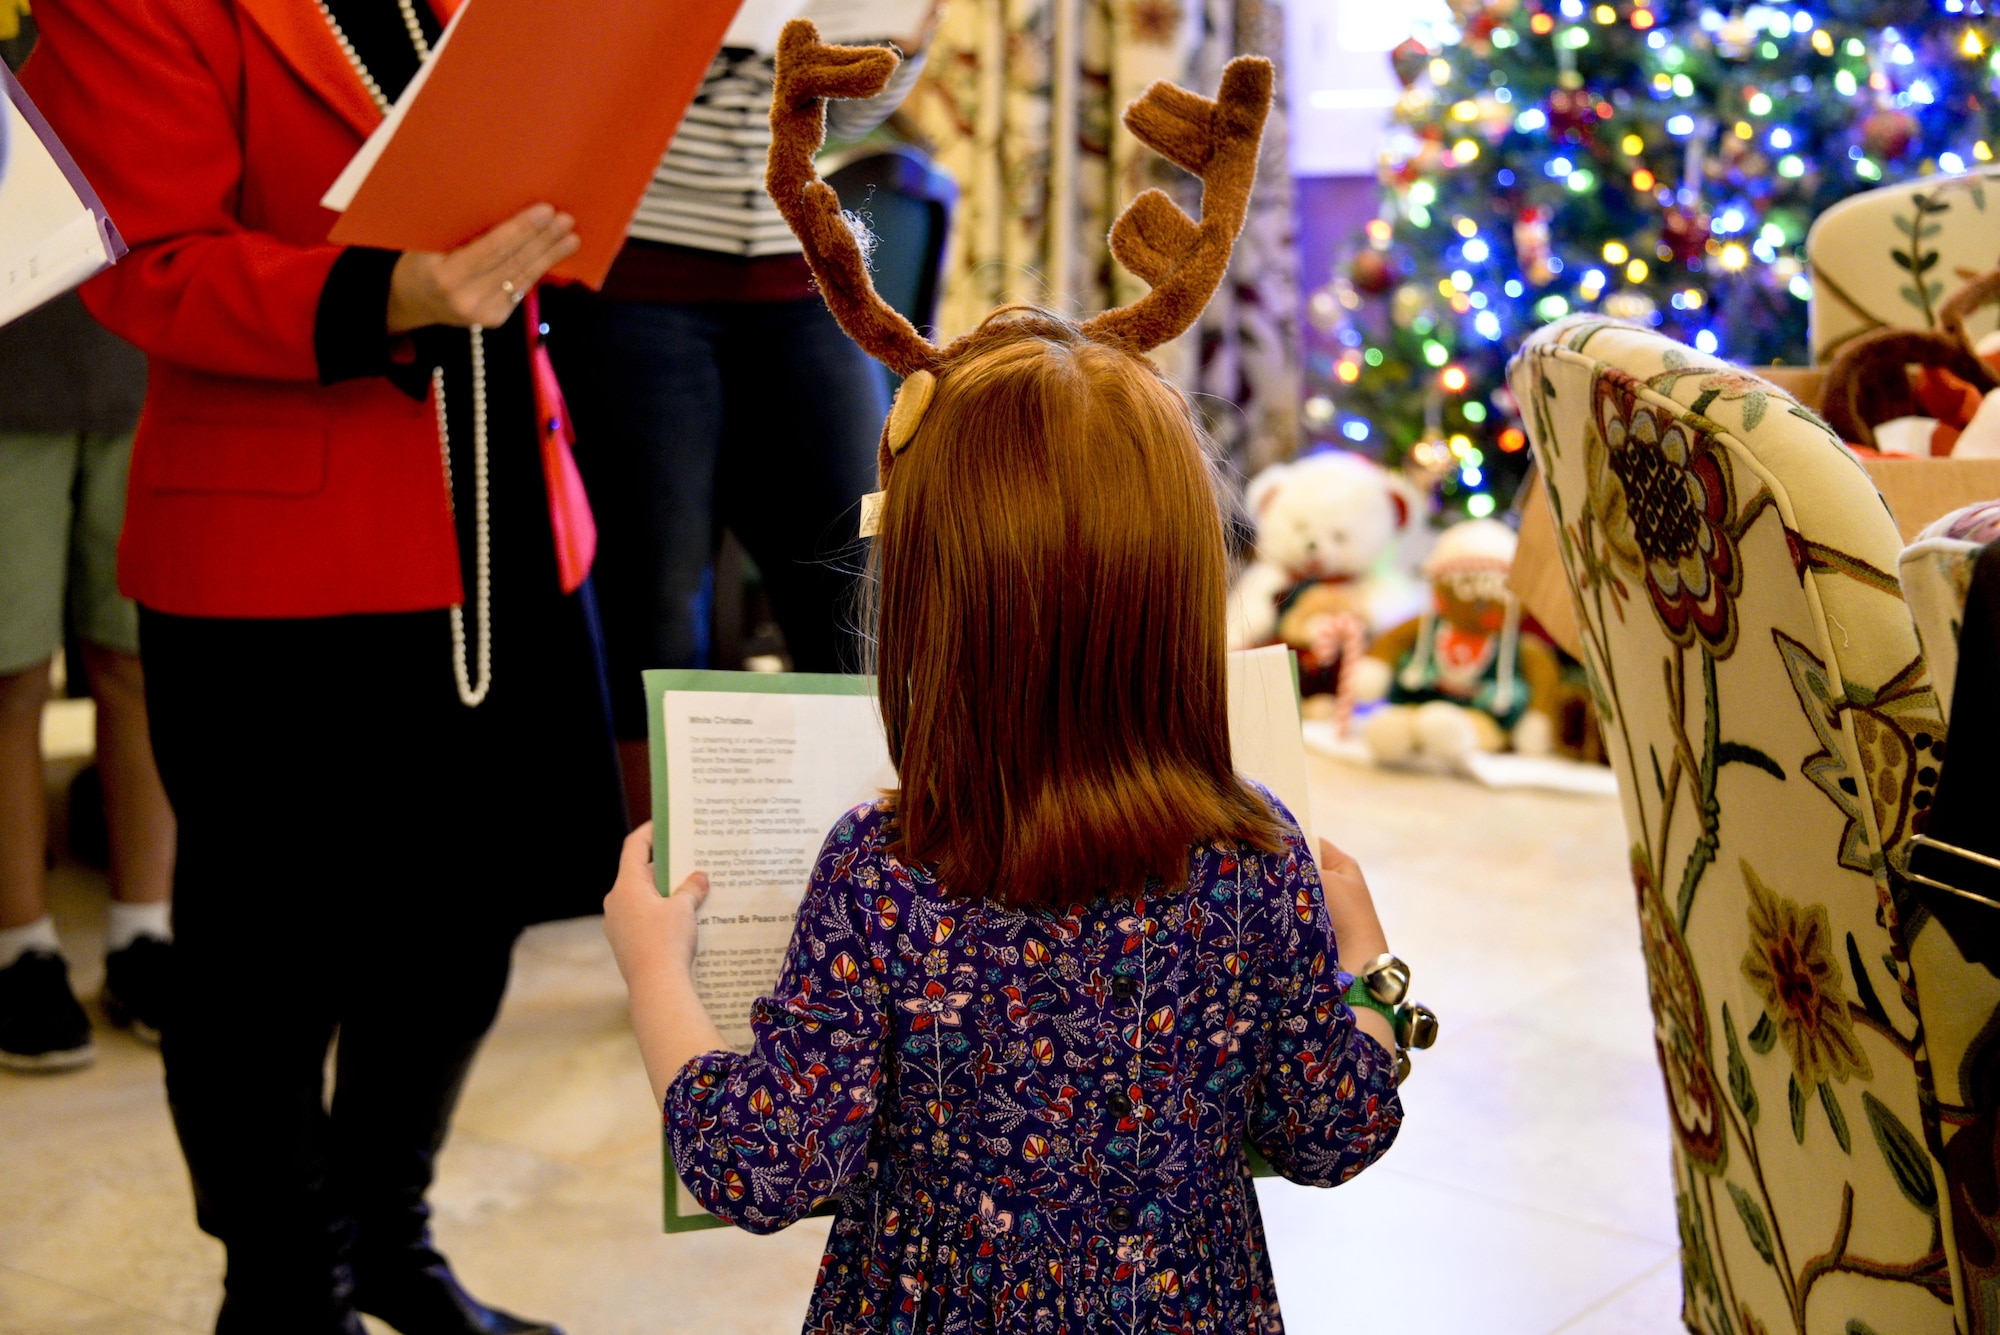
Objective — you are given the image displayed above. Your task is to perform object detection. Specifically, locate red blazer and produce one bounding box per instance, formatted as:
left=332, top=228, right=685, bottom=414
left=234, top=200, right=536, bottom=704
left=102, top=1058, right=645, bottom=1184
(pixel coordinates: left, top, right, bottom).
left=25, top=0, right=470, bottom=618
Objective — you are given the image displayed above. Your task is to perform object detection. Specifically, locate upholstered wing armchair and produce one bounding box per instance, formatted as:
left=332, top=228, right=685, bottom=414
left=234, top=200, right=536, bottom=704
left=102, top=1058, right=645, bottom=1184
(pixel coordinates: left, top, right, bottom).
left=1511, top=316, right=1957, bottom=1334
left=1807, top=169, right=2000, bottom=364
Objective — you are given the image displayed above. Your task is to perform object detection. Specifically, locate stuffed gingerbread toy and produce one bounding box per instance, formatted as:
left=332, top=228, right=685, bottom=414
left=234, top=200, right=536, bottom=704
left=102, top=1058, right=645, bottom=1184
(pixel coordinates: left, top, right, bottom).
left=1225, top=451, right=1422, bottom=703
left=1350, top=518, right=1561, bottom=766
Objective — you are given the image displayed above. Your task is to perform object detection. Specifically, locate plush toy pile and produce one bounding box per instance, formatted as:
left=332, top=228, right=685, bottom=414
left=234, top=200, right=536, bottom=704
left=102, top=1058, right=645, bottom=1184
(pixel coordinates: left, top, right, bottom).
left=1226, top=451, right=1589, bottom=774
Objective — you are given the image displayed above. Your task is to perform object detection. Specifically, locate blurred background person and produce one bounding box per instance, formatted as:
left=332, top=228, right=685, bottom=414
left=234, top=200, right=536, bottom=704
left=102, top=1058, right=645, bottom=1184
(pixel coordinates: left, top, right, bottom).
left=544, top=5, right=937, bottom=822
left=0, top=10, right=175, bottom=1073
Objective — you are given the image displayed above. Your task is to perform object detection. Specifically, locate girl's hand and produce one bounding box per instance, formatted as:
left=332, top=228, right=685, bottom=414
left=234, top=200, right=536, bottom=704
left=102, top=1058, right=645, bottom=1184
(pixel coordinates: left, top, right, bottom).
left=1318, top=837, right=1398, bottom=1054
left=602, top=822, right=710, bottom=986
left=386, top=203, right=580, bottom=333
left=1317, top=838, right=1390, bottom=971
left=603, top=823, right=727, bottom=1106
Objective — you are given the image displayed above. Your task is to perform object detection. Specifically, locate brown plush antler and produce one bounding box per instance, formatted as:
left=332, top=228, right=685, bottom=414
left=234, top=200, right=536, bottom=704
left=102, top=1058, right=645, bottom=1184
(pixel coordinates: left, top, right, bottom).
left=767, top=24, right=1270, bottom=482
left=1081, top=56, right=1273, bottom=353
left=768, top=20, right=942, bottom=378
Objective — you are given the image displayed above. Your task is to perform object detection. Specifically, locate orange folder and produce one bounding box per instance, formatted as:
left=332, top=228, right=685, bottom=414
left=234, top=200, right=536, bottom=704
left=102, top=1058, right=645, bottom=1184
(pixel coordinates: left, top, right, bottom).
left=328, top=0, right=743, bottom=288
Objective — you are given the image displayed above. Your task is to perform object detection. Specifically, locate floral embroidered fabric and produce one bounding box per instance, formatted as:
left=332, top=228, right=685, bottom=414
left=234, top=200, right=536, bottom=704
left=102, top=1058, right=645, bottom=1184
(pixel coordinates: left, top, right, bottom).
left=1512, top=318, right=1964, bottom=1333
left=664, top=792, right=1402, bottom=1334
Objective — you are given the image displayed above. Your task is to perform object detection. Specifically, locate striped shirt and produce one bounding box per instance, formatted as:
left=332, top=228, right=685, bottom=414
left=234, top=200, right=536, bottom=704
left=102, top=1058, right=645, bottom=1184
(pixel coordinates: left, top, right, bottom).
left=626, top=46, right=925, bottom=259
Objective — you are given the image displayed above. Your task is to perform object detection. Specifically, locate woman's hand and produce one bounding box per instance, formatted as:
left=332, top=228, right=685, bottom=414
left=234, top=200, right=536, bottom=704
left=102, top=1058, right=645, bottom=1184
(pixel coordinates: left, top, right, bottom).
left=386, top=203, right=580, bottom=334
left=603, top=823, right=709, bottom=986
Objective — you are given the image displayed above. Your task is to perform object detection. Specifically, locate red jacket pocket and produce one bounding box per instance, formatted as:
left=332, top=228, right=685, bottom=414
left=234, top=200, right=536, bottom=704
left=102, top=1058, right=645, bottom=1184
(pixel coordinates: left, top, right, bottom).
left=146, top=419, right=330, bottom=497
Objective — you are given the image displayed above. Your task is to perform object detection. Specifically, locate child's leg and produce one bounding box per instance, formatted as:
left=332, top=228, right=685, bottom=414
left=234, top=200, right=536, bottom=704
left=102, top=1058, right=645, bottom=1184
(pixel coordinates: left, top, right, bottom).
left=78, top=643, right=174, bottom=911
left=0, top=429, right=80, bottom=935
left=69, top=429, right=174, bottom=915
left=0, top=662, right=52, bottom=933
left=0, top=431, right=90, bottom=1068
left=83, top=643, right=174, bottom=1041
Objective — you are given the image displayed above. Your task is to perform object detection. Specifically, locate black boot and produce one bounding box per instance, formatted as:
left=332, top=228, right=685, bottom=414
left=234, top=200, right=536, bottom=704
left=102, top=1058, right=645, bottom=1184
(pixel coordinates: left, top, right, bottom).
left=210, top=1236, right=367, bottom=1335
left=354, top=1251, right=562, bottom=1335
left=334, top=927, right=556, bottom=1335
left=164, top=994, right=361, bottom=1335
left=215, top=1289, right=368, bottom=1335
left=341, top=1126, right=564, bottom=1335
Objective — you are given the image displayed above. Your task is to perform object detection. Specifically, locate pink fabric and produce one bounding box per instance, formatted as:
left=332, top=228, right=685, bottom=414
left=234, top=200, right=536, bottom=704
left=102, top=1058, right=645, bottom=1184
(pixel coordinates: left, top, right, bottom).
left=526, top=288, right=596, bottom=594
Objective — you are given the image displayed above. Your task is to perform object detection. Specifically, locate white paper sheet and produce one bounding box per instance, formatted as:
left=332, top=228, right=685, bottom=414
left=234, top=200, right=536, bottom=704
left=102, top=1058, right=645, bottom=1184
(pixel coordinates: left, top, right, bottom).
left=1225, top=643, right=1315, bottom=847
left=0, top=89, right=110, bottom=327
left=659, top=685, right=891, bottom=1220
left=661, top=689, right=896, bottom=1054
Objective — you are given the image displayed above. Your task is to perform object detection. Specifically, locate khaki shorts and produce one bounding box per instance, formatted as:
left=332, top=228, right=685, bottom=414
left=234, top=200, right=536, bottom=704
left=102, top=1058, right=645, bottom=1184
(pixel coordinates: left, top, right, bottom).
left=0, top=430, right=139, bottom=675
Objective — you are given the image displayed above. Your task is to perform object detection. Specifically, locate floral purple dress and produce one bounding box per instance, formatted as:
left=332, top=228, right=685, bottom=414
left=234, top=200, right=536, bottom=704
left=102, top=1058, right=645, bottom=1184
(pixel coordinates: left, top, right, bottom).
left=664, top=791, right=1403, bottom=1334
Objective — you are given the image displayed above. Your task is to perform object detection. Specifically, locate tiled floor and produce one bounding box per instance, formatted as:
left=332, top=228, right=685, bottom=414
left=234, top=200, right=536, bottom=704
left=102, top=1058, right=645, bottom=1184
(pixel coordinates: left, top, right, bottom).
left=0, top=753, right=1683, bottom=1334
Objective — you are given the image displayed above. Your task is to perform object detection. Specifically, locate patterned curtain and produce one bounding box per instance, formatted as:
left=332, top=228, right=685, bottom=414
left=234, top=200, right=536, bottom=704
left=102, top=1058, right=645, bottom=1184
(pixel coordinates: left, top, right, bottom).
left=901, top=0, right=1300, bottom=479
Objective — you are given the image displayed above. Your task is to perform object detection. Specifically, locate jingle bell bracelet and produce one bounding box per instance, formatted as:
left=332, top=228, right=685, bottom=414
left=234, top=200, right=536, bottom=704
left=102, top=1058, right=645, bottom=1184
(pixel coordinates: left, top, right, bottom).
left=1341, top=952, right=1438, bottom=1085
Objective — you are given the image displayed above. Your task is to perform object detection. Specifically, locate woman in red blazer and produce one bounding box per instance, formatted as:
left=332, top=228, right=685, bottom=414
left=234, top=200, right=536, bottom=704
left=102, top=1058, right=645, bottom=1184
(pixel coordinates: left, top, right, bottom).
left=26, top=3, right=625, bottom=1332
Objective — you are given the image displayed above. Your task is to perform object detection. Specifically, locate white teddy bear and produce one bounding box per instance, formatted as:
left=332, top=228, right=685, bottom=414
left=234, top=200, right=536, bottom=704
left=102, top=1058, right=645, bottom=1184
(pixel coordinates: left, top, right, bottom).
left=1226, top=452, right=1425, bottom=707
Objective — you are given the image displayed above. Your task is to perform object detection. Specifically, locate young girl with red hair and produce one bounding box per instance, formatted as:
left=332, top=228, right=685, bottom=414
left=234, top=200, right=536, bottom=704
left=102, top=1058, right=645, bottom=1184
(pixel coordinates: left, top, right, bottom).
left=603, top=27, right=1407, bottom=1332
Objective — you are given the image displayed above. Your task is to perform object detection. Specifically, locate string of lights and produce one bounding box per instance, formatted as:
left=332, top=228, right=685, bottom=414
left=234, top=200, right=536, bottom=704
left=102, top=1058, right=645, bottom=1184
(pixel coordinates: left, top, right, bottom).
left=1304, top=0, right=2000, bottom=520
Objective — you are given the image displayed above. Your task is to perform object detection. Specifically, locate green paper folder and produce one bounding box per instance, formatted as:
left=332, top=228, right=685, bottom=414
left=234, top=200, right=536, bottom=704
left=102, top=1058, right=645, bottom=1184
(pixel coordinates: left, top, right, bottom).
left=647, top=667, right=879, bottom=1232
left=647, top=648, right=1307, bottom=1233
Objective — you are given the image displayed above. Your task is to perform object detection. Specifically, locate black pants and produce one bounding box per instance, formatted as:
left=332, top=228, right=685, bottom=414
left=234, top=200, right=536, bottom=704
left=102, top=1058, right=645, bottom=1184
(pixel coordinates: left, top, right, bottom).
left=141, top=609, right=562, bottom=1321
left=541, top=291, right=886, bottom=737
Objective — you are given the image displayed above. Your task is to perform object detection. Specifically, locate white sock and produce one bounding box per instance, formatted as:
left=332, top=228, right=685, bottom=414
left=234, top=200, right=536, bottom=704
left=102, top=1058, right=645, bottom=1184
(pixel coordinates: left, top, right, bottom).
left=0, top=916, right=62, bottom=969
left=107, top=900, right=171, bottom=952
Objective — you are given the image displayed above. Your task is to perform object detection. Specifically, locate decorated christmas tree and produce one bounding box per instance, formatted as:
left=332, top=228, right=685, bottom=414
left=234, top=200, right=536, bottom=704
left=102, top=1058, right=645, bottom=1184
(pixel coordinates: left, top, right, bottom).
left=1303, top=0, right=2000, bottom=520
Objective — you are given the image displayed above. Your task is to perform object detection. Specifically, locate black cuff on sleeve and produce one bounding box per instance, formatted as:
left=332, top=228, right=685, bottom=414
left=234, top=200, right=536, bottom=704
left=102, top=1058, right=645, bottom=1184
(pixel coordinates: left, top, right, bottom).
left=314, top=246, right=405, bottom=388
left=384, top=333, right=443, bottom=402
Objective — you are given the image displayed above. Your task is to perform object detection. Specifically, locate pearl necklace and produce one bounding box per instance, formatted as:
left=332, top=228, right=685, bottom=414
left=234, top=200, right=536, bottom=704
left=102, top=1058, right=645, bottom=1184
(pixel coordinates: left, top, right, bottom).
left=314, top=0, right=493, bottom=708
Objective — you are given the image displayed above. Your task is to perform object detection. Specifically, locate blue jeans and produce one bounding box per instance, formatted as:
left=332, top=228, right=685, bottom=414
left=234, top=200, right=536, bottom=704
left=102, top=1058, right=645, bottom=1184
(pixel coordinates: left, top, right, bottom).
left=542, top=293, right=887, bottom=737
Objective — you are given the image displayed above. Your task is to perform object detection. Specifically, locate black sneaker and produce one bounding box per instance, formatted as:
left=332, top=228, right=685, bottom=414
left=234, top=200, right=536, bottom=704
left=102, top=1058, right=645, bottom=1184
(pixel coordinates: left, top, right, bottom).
left=102, top=935, right=171, bottom=1045
left=0, top=950, right=95, bottom=1072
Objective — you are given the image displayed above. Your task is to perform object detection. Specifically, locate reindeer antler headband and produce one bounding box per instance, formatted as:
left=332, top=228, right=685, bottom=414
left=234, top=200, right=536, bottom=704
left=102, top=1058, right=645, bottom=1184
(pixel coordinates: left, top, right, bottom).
left=767, top=19, right=1273, bottom=489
